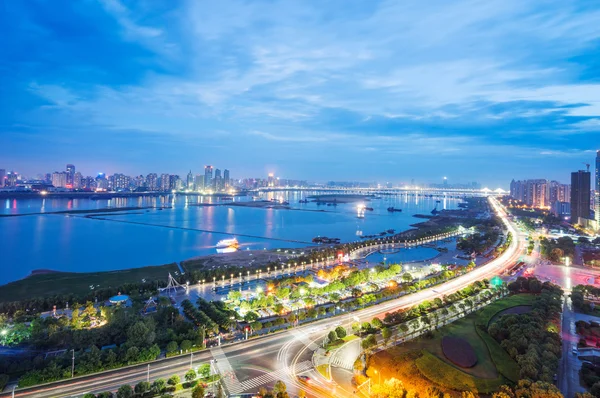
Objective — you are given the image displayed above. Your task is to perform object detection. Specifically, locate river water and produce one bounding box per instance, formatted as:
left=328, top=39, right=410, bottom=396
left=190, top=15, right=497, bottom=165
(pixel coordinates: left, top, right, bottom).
left=0, top=192, right=461, bottom=284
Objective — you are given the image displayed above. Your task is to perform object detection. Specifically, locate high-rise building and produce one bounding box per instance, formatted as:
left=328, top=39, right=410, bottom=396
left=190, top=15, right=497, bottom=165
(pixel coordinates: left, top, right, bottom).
left=186, top=170, right=194, bottom=191
left=52, top=172, right=68, bottom=188
left=110, top=173, right=130, bottom=190
left=509, top=179, right=549, bottom=207
left=214, top=169, right=222, bottom=190
left=571, top=170, right=591, bottom=224
left=96, top=173, right=108, bottom=190
left=268, top=173, right=275, bottom=187
left=169, top=175, right=180, bottom=190
left=146, top=173, right=158, bottom=191
left=73, top=172, right=82, bottom=189
left=596, top=150, right=600, bottom=226
left=6, top=171, right=18, bottom=187
left=160, top=174, right=170, bottom=191
left=66, top=164, right=75, bottom=187
left=204, top=166, right=213, bottom=190
left=195, top=174, right=204, bottom=191
left=224, top=169, right=230, bottom=188
left=0, top=169, right=5, bottom=188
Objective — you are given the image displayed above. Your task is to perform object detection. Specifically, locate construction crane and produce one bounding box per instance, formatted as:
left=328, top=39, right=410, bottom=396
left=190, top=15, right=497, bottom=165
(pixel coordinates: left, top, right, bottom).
left=583, top=162, right=590, bottom=172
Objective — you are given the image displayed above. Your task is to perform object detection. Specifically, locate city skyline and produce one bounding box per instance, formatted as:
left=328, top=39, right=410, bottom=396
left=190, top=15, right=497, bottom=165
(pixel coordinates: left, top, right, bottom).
left=2, top=1, right=600, bottom=185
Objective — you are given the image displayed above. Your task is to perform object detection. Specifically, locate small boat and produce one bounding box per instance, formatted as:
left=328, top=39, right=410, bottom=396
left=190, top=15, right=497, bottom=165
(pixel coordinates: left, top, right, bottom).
left=365, top=207, right=374, bottom=211
left=387, top=207, right=402, bottom=212
left=216, top=238, right=239, bottom=251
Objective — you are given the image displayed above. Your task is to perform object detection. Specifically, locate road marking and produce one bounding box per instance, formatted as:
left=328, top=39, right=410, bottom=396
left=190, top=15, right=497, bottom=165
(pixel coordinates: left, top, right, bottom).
left=288, top=329, right=320, bottom=351
left=210, top=346, right=243, bottom=394
left=238, top=360, right=312, bottom=392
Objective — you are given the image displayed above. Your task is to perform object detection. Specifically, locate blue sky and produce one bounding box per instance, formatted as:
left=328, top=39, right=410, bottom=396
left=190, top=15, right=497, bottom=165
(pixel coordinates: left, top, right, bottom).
left=1, top=0, right=600, bottom=187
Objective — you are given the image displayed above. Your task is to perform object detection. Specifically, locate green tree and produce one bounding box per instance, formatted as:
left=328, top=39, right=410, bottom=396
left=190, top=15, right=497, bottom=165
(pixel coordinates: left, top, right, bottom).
left=127, top=320, right=155, bottom=347
left=166, top=341, right=178, bottom=353
left=335, top=326, right=347, bottom=338
left=116, top=385, right=133, bottom=398
left=167, top=374, right=180, bottom=386
left=381, top=327, right=392, bottom=346
left=180, top=340, right=192, bottom=352
left=185, top=369, right=197, bottom=383
left=83, top=394, right=96, bottom=398
left=198, top=363, right=211, bottom=379
left=328, top=330, right=338, bottom=342
left=134, top=381, right=150, bottom=395
left=371, top=317, right=383, bottom=329
left=151, top=379, right=166, bottom=394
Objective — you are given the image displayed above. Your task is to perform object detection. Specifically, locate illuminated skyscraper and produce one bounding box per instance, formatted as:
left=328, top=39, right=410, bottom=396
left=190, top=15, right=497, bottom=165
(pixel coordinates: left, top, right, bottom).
left=186, top=170, right=194, bottom=190
left=66, top=164, right=75, bottom=187
left=0, top=169, right=5, bottom=187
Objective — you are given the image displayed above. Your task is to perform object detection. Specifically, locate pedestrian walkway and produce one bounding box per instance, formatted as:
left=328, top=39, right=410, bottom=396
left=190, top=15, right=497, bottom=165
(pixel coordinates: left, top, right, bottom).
left=210, top=346, right=243, bottom=394
left=238, top=360, right=312, bottom=392
left=330, top=354, right=354, bottom=370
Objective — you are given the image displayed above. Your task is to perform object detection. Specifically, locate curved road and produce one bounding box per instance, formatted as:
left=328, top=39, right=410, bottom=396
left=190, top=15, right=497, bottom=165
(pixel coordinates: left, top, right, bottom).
left=2, top=197, right=523, bottom=398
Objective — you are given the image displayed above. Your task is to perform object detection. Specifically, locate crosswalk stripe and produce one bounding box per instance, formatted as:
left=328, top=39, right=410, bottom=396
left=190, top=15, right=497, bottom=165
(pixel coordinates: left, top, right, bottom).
left=239, top=360, right=313, bottom=392
left=211, top=346, right=244, bottom=394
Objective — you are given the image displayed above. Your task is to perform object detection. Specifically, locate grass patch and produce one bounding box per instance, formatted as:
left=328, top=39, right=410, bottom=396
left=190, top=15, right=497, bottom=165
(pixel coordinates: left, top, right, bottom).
left=475, top=293, right=535, bottom=328
left=316, top=364, right=330, bottom=380
left=326, top=334, right=359, bottom=350
left=0, top=263, right=179, bottom=302
left=476, top=327, right=520, bottom=383
left=415, top=350, right=508, bottom=394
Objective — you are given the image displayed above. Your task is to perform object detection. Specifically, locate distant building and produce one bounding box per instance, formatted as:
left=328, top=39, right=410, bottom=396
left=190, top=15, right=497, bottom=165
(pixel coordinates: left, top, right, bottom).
left=195, top=174, right=204, bottom=191
left=66, top=164, right=75, bottom=187
left=224, top=169, right=230, bottom=189
left=146, top=173, right=158, bottom=191
left=551, top=200, right=570, bottom=219
left=571, top=170, right=591, bottom=224
left=6, top=171, right=18, bottom=187
left=169, top=175, right=180, bottom=190
left=509, top=179, right=549, bottom=207
left=214, top=169, right=222, bottom=190
left=0, top=169, right=5, bottom=187
left=204, top=166, right=213, bottom=190
left=160, top=173, right=170, bottom=191
left=186, top=170, right=194, bottom=190
left=96, top=173, right=108, bottom=190
left=51, top=171, right=68, bottom=188
left=73, top=171, right=82, bottom=189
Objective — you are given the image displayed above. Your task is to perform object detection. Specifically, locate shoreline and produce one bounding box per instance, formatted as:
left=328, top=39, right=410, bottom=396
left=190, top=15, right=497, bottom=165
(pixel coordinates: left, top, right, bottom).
left=4, top=211, right=458, bottom=286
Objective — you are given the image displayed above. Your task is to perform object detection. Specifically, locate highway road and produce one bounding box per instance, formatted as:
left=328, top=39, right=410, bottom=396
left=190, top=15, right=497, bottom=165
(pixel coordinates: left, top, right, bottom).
left=2, top=197, right=524, bottom=398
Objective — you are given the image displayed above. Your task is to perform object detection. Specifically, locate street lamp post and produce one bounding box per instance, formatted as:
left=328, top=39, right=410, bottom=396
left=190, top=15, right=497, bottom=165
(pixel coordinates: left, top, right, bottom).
left=71, top=349, right=75, bottom=378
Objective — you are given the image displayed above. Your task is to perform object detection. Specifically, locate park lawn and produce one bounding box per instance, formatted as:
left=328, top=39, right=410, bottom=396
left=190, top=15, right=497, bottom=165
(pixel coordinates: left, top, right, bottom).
left=415, top=351, right=509, bottom=394
left=370, top=294, right=527, bottom=394
left=475, top=293, right=535, bottom=328
left=0, top=263, right=179, bottom=302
